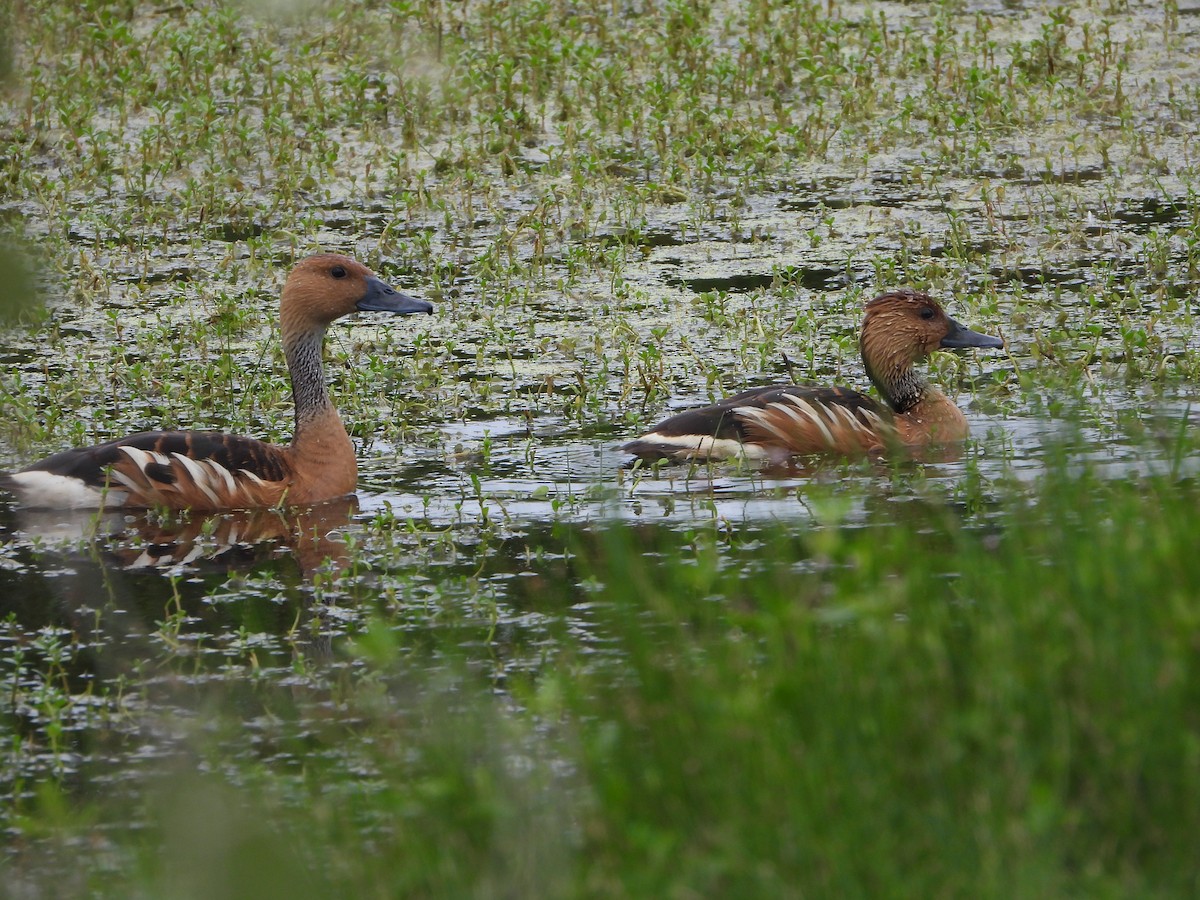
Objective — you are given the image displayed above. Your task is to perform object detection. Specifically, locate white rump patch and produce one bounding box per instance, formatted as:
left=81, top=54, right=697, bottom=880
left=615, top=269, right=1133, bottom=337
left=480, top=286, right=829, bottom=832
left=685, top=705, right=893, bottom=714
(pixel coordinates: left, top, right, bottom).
left=635, top=432, right=770, bottom=461
left=4, top=471, right=126, bottom=510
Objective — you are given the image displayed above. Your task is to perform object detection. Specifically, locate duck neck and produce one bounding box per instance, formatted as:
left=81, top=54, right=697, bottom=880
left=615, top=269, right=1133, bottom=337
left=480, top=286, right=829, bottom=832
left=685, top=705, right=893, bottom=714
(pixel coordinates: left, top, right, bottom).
left=861, top=341, right=929, bottom=414
left=283, top=324, right=354, bottom=466
left=281, top=325, right=357, bottom=502
left=284, top=326, right=336, bottom=431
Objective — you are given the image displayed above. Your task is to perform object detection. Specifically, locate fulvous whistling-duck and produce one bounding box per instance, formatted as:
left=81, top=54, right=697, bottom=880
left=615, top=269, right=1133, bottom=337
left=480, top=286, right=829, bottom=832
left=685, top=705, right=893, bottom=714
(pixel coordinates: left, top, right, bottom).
left=0, top=254, right=432, bottom=510
left=624, top=289, right=1003, bottom=463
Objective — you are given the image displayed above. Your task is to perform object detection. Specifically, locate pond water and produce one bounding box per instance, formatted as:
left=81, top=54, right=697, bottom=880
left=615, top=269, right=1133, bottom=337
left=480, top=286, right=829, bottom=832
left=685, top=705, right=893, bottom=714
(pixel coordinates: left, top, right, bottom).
left=3, top=185, right=1200, bottom=842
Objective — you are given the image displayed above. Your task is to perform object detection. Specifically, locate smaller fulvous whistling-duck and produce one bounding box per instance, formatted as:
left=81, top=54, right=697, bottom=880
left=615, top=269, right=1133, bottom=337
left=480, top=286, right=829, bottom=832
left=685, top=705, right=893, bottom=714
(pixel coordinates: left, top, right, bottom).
left=624, top=289, right=1003, bottom=463
left=0, top=254, right=432, bottom=510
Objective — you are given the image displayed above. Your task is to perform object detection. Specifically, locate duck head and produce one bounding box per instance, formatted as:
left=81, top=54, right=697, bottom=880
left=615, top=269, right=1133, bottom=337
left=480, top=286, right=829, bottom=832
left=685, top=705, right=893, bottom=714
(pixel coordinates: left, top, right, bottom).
left=281, top=253, right=432, bottom=331
left=861, top=289, right=1001, bottom=365
left=860, top=288, right=1003, bottom=411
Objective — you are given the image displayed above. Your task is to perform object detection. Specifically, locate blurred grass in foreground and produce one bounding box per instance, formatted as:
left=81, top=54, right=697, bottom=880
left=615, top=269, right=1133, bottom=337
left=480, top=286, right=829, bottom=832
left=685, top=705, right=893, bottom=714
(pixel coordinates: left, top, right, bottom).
left=569, top=467, right=1200, bottom=897
left=6, top=461, right=1200, bottom=898
left=0, top=243, right=43, bottom=325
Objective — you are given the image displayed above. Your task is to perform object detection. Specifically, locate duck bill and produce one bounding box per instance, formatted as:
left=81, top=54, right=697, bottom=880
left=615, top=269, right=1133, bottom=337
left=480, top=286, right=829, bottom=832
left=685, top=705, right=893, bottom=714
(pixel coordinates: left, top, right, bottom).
left=357, top=276, right=433, bottom=315
left=940, top=317, right=1003, bottom=350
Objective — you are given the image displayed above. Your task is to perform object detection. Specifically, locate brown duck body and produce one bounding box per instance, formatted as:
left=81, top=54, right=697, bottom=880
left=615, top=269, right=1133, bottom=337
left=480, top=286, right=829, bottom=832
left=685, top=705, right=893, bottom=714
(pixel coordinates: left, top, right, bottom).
left=624, top=289, right=1003, bottom=463
left=1, top=254, right=432, bottom=510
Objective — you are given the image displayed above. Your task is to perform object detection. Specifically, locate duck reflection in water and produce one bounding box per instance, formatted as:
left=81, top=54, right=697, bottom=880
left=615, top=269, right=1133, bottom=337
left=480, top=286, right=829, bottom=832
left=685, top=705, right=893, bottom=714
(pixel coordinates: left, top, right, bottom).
left=9, top=496, right=357, bottom=577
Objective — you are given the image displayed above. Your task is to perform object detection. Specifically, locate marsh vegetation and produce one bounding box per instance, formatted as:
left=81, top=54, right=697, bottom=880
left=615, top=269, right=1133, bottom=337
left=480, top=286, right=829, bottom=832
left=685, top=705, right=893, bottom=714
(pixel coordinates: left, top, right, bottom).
left=2, top=0, right=1200, bottom=895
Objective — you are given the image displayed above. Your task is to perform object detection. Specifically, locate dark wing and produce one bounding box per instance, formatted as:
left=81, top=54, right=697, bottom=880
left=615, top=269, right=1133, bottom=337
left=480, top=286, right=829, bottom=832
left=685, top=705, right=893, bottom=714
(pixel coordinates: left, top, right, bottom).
left=21, top=431, right=293, bottom=509
left=625, top=385, right=895, bottom=462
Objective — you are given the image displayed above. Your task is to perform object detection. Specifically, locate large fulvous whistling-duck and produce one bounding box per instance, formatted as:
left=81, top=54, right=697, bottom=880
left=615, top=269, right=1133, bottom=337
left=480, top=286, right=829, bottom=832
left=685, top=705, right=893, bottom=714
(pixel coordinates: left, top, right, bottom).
left=0, top=254, right=432, bottom=510
left=624, top=289, right=1003, bottom=463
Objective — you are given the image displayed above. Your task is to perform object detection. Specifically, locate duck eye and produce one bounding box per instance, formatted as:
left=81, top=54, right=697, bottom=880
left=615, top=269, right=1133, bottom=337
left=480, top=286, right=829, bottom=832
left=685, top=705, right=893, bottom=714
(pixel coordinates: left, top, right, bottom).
left=919, top=307, right=935, bottom=320
left=331, top=265, right=347, bottom=279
